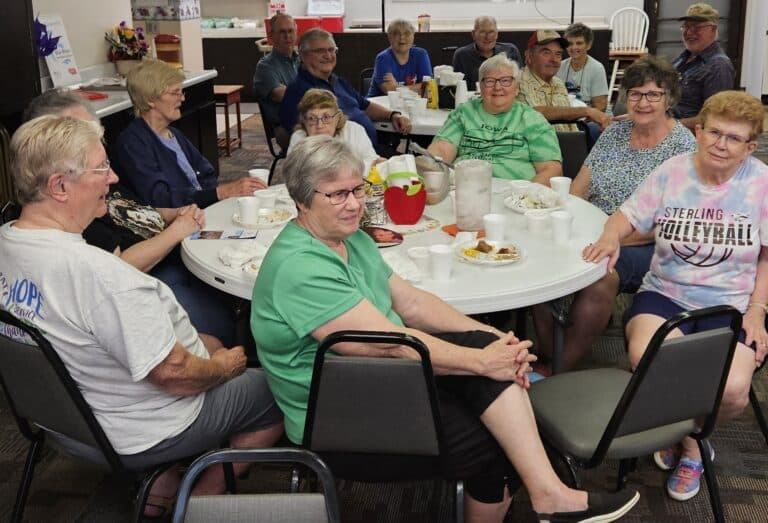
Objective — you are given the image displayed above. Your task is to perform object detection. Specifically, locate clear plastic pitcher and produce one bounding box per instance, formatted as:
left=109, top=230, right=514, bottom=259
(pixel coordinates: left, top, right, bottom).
left=454, top=159, right=492, bottom=231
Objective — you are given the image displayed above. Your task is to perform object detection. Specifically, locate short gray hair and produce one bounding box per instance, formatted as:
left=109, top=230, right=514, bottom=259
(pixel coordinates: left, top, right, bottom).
left=23, top=89, right=96, bottom=122
left=478, top=54, right=520, bottom=83
left=298, top=28, right=336, bottom=53
left=474, top=16, right=497, bottom=31
left=11, top=115, right=104, bottom=205
left=283, top=135, right=363, bottom=208
left=387, top=18, right=415, bottom=37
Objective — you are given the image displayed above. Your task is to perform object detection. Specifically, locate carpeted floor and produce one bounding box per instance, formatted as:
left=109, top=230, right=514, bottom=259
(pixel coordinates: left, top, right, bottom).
left=2, top=113, right=768, bottom=522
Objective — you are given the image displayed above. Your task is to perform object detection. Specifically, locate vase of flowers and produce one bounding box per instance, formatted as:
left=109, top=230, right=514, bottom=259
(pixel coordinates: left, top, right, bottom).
left=105, top=21, right=149, bottom=76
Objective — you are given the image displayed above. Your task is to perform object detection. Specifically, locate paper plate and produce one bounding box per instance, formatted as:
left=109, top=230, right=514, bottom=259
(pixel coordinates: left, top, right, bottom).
left=456, top=240, right=524, bottom=266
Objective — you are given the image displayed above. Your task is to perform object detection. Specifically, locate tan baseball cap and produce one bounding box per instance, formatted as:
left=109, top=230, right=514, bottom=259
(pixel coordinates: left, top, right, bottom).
left=527, top=29, right=569, bottom=50
left=678, top=3, right=720, bottom=23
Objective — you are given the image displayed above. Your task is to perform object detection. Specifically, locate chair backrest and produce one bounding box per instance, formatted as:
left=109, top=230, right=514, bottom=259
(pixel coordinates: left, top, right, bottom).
left=359, top=67, right=374, bottom=96
left=0, top=309, right=126, bottom=473
left=172, top=448, right=340, bottom=523
left=256, top=101, right=288, bottom=158
left=304, top=331, right=443, bottom=457
left=556, top=131, right=588, bottom=179
left=593, top=305, right=741, bottom=461
left=609, top=7, right=649, bottom=53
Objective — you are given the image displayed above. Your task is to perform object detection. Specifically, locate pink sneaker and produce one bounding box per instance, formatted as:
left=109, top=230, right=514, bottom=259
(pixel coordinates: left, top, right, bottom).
left=667, top=457, right=704, bottom=501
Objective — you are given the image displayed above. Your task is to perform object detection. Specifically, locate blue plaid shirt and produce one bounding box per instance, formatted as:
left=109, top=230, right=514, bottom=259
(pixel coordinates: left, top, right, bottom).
left=672, top=42, right=734, bottom=119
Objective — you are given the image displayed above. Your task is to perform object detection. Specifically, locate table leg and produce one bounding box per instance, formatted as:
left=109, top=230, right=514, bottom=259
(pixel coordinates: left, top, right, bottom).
left=235, top=100, right=242, bottom=148
left=549, top=297, right=570, bottom=375
left=224, top=102, right=231, bottom=156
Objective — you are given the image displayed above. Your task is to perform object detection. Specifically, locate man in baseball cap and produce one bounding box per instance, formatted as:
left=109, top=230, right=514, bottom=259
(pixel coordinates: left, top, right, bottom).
left=672, top=3, right=734, bottom=129
left=518, top=29, right=611, bottom=136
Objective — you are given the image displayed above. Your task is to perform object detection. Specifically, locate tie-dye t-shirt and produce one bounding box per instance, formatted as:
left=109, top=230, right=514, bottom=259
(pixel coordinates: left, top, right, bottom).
left=620, top=153, right=768, bottom=312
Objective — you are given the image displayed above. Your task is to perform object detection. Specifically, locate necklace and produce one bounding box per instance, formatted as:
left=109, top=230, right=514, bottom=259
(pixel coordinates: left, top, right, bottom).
left=565, top=61, right=586, bottom=91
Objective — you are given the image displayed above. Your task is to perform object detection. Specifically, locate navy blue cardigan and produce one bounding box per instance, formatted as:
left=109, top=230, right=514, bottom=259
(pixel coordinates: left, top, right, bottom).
left=114, top=117, right=219, bottom=208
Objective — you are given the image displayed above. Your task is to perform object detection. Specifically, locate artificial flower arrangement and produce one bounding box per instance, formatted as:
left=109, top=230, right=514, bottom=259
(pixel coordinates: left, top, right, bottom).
left=104, top=21, right=149, bottom=61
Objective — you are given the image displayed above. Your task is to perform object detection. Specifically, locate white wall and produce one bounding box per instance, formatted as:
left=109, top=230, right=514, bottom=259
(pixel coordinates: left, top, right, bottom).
left=32, top=0, right=133, bottom=70
left=201, top=0, right=643, bottom=28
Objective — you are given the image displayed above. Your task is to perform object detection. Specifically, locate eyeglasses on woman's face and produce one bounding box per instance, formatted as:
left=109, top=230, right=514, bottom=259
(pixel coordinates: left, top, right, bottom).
left=626, top=89, right=665, bottom=103
left=78, top=159, right=112, bottom=177
left=701, top=127, right=753, bottom=149
left=480, top=76, right=516, bottom=88
left=163, top=88, right=185, bottom=98
left=314, top=183, right=366, bottom=205
left=304, top=111, right=340, bottom=127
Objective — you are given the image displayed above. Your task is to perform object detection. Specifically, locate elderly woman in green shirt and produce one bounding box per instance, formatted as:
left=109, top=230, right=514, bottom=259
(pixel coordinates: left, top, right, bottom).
left=427, top=53, right=562, bottom=183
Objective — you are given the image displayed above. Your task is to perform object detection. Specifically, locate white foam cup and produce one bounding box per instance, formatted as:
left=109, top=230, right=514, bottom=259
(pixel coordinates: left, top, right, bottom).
left=255, top=190, right=277, bottom=210
left=237, top=197, right=259, bottom=224
left=483, top=213, right=506, bottom=243
left=550, top=210, right=574, bottom=245
left=549, top=176, right=572, bottom=202
left=428, top=244, right=454, bottom=281
left=407, top=246, right=431, bottom=278
left=525, top=209, right=550, bottom=235
left=248, top=168, right=270, bottom=185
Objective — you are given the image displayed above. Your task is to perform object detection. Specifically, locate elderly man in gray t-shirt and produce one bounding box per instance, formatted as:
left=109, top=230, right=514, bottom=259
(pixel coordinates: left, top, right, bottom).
left=452, top=16, right=522, bottom=90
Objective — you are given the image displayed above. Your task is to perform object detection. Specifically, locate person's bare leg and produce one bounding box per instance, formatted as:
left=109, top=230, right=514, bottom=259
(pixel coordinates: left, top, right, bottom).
left=480, top=385, right=587, bottom=515
left=678, top=343, right=755, bottom=460
left=465, top=488, right=512, bottom=523
left=190, top=422, right=285, bottom=495
left=533, top=272, right=620, bottom=372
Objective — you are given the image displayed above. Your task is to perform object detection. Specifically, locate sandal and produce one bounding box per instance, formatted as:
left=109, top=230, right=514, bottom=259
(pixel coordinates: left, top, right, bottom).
left=143, top=494, right=176, bottom=519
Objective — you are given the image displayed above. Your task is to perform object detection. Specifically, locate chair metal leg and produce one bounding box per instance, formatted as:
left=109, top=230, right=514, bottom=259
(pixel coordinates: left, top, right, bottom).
left=749, top=385, right=768, bottom=446
left=616, top=458, right=636, bottom=492
left=268, top=155, right=281, bottom=186
left=133, top=463, right=175, bottom=523
left=454, top=480, right=464, bottom=523
left=224, top=462, right=237, bottom=494
left=563, top=455, right=582, bottom=489
left=12, top=436, right=43, bottom=523
left=699, top=438, right=725, bottom=523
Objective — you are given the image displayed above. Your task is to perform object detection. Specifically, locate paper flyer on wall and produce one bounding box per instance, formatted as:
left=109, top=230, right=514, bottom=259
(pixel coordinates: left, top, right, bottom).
left=37, top=14, right=82, bottom=88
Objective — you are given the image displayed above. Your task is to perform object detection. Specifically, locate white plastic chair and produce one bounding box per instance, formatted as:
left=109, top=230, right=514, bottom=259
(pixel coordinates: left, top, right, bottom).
left=608, top=7, right=650, bottom=104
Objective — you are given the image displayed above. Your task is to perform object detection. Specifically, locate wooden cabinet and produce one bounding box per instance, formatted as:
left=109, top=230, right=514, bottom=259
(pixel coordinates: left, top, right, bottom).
left=203, top=30, right=611, bottom=99
left=0, top=0, right=41, bottom=133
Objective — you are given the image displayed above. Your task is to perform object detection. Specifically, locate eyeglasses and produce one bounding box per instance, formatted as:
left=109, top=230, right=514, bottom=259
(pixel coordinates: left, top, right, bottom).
left=314, top=183, right=366, bottom=205
left=680, top=22, right=716, bottom=33
left=306, top=46, right=338, bottom=56
left=626, top=89, right=666, bottom=103
left=304, top=111, right=340, bottom=126
left=164, top=89, right=185, bottom=98
left=480, top=76, right=516, bottom=88
left=702, top=127, right=753, bottom=148
left=74, top=160, right=112, bottom=176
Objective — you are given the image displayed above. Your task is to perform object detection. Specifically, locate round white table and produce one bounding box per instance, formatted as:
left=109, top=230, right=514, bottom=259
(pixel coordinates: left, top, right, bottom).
left=181, top=181, right=608, bottom=372
left=370, top=94, right=588, bottom=136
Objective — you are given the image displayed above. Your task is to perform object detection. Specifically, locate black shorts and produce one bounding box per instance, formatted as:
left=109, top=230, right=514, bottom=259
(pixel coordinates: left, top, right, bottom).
left=432, top=330, right=522, bottom=503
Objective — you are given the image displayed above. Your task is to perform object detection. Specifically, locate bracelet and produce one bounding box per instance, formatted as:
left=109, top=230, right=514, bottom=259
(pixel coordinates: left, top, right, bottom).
left=389, top=110, right=402, bottom=122
left=748, top=302, right=768, bottom=313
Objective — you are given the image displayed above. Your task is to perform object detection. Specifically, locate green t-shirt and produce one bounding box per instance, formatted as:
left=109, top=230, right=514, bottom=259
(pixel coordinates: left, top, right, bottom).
left=251, top=222, right=404, bottom=443
left=433, top=98, right=561, bottom=180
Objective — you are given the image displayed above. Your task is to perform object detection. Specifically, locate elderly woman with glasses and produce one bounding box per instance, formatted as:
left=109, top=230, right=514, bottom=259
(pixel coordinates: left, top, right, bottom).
left=367, top=18, right=432, bottom=97
left=250, top=134, right=640, bottom=523
left=287, top=89, right=382, bottom=175
left=427, top=53, right=561, bottom=183
left=1, top=115, right=283, bottom=517
left=555, top=22, right=609, bottom=112
left=585, top=90, right=768, bottom=502
left=534, top=57, right=696, bottom=374
left=115, top=59, right=266, bottom=209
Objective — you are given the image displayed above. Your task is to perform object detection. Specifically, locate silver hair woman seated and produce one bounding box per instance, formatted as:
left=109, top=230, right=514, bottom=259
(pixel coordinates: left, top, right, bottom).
left=250, top=134, right=639, bottom=523
left=427, top=53, right=562, bottom=183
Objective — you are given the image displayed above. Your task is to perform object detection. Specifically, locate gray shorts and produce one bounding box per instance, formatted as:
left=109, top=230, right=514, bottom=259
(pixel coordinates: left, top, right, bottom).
left=120, top=368, right=283, bottom=469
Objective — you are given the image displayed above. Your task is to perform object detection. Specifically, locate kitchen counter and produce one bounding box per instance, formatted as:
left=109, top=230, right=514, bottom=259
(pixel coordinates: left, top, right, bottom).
left=202, top=27, right=266, bottom=39
left=90, top=70, right=218, bottom=118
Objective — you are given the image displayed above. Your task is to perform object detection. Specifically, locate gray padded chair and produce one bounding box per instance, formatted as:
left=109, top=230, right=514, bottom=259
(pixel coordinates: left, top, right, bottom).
left=529, top=305, right=741, bottom=523
left=359, top=67, right=374, bottom=96
left=0, top=309, right=176, bottom=523
left=256, top=101, right=287, bottom=185
left=556, top=130, right=589, bottom=179
left=303, top=330, right=465, bottom=523
left=750, top=359, right=768, bottom=446
left=171, top=448, right=340, bottom=523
